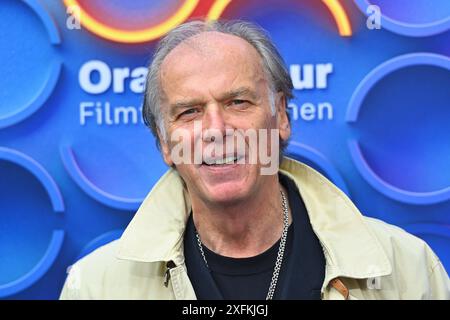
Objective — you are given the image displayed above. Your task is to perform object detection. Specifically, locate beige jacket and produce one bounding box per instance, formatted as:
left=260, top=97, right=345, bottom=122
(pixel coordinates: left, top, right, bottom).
left=60, top=158, right=450, bottom=300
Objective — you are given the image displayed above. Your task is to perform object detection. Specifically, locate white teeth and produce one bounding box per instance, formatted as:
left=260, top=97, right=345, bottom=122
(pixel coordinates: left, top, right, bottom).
left=213, top=156, right=236, bottom=165
left=203, top=155, right=245, bottom=165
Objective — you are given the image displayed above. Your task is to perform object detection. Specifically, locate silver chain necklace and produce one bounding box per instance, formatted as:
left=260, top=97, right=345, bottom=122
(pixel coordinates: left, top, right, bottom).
left=195, top=189, right=289, bottom=300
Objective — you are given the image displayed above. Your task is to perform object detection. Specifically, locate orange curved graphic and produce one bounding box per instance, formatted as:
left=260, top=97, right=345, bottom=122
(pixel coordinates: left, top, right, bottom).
left=63, top=0, right=352, bottom=43
left=321, top=0, right=352, bottom=36
left=207, top=0, right=352, bottom=37
left=206, top=0, right=232, bottom=20
left=63, top=0, right=199, bottom=43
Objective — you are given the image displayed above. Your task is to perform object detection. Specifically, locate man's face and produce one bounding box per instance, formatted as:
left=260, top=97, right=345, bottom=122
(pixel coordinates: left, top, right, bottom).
left=158, top=32, right=290, bottom=206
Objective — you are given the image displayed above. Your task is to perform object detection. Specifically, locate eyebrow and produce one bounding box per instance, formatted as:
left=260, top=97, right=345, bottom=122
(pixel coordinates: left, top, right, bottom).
left=219, top=87, right=259, bottom=102
left=170, top=99, right=205, bottom=112
left=169, top=87, right=259, bottom=115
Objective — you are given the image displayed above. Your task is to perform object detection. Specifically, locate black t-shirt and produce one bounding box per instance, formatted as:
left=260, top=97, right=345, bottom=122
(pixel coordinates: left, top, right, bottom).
left=201, top=217, right=293, bottom=300
left=184, top=173, right=325, bottom=299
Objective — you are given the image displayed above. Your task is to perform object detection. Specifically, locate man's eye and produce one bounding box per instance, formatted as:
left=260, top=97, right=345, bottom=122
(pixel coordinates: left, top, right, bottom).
left=179, top=108, right=198, bottom=117
left=230, top=99, right=247, bottom=106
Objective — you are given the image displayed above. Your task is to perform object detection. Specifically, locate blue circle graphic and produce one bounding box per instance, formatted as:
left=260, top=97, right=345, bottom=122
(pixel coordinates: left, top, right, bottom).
left=286, top=141, right=349, bottom=196
left=354, top=0, right=450, bottom=37
left=0, top=147, right=64, bottom=298
left=346, top=53, right=450, bottom=205
left=60, top=145, right=143, bottom=211
left=0, top=0, right=62, bottom=129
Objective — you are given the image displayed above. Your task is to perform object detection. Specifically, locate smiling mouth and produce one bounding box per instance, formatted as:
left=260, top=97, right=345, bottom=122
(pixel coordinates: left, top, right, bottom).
left=202, top=155, right=245, bottom=166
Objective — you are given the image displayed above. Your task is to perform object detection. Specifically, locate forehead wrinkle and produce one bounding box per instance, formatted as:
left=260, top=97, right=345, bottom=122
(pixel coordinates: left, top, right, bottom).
left=160, top=32, right=271, bottom=110
left=162, top=31, right=266, bottom=78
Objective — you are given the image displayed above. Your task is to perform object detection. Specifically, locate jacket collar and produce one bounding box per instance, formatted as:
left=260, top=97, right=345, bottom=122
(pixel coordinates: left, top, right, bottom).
left=117, top=157, right=392, bottom=280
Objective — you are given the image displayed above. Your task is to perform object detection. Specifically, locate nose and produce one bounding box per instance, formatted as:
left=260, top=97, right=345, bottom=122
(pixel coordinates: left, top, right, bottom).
left=202, top=104, right=226, bottom=142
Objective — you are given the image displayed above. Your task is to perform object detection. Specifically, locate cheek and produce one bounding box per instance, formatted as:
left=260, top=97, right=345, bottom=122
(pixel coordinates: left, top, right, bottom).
left=254, top=114, right=277, bottom=133
left=167, top=123, right=198, bottom=147
left=163, top=129, right=197, bottom=167
left=173, top=165, right=196, bottom=189
left=233, top=111, right=274, bottom=131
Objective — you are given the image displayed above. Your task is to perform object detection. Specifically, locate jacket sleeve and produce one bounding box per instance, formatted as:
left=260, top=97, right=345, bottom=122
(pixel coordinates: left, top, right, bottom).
left=364, top=217, right=450, bottom=300
left=427, top=256, right=450, bottom=300
left=59, top=263, right=86, bottom=300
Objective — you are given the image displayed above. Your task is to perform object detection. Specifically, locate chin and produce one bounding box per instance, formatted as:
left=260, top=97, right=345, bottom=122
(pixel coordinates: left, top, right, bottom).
left=179, top=162, right=261, bottom=205
left=202, top=178, right=253, bottom=205
left=205, top=189, right=248, bottom=205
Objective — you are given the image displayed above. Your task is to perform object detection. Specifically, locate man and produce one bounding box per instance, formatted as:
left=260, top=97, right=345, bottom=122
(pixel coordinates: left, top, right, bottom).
left=60, top=20, right=449, bottom=300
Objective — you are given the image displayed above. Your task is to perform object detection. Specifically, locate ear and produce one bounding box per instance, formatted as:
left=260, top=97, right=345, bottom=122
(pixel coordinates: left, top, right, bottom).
left=157, top=127, right=174, bottom=167
left=276, top=92, right=291, bottom=143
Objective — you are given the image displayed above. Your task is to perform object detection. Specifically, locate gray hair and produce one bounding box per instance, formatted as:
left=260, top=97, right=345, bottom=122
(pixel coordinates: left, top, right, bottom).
left=142, top=19, right=294, bottom=146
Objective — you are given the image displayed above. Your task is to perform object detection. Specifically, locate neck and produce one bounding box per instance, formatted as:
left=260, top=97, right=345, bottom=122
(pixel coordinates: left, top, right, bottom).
left=190, top=175, right=291, bottom=258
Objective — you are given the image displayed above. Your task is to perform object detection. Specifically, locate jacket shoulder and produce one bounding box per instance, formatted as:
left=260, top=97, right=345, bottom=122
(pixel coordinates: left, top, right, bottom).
left=59, top=240, right=169, bottom=299
left=364, top=217, right=430, bottom=255
left=77, top=239, right=121, bottom=269
left=362, top=217, right=450, bottom=299
left=59, top=240, right=119, bottom=299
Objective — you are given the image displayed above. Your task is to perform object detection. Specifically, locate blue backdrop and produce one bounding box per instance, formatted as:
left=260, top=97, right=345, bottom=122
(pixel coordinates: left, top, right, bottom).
left=1, top=0, right=449, bottom=299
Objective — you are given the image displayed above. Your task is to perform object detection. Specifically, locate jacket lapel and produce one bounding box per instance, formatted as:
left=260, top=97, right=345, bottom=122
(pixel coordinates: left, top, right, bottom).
left=279, top=159, right=392, bottom=285
left=117, top=169, right=190, bottom=265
